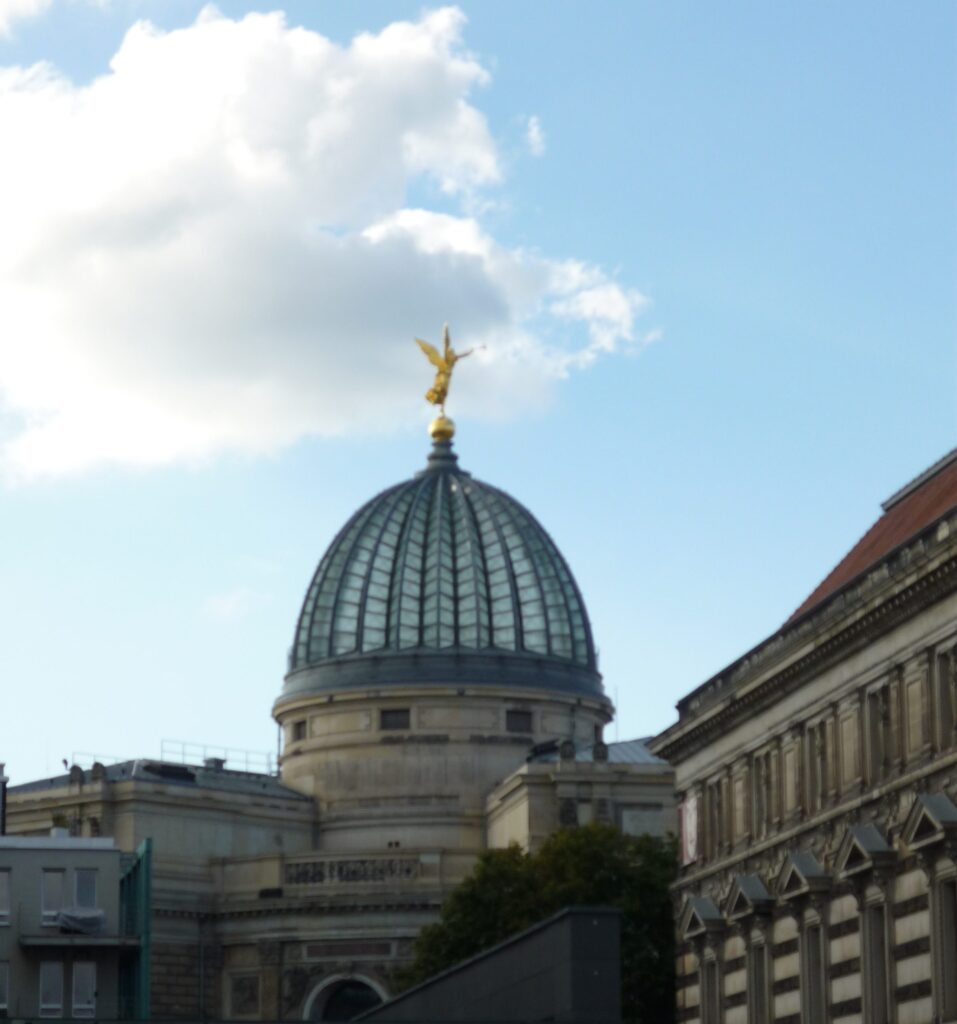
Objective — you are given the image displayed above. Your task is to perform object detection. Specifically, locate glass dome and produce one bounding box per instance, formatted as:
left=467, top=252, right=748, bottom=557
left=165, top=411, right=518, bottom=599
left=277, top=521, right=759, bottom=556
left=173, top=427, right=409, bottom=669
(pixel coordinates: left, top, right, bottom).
left=281, top=437, right=604, bottom=700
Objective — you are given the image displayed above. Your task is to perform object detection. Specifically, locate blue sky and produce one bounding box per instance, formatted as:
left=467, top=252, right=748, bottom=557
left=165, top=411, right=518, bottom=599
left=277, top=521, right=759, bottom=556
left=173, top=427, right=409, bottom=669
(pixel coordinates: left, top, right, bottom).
left=0, top=1, right=954, bottom=783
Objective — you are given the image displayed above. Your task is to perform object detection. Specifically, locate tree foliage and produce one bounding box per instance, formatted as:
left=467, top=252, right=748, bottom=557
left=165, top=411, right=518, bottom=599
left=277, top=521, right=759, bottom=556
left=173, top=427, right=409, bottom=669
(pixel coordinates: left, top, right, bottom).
left=400, top=824, right=677, bottom=1024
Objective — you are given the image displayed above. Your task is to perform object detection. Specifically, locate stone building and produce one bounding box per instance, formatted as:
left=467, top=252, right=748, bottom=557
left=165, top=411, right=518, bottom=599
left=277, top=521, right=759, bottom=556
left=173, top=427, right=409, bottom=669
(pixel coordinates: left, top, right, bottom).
left=7, top=422, right=674, bottom=1020
left=650, top=448, right=957, bottom=1024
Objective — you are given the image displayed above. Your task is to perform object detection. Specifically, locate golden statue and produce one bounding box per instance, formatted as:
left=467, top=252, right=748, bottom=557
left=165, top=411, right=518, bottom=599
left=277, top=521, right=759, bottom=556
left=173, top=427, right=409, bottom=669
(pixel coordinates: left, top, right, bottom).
left=415, top=324, right=476, bottom=414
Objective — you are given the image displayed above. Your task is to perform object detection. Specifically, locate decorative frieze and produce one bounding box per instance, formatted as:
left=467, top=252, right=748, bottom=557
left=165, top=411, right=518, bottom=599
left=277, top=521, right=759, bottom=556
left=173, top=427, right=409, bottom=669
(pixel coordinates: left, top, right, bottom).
left=284, top=857, right=420, bottom=886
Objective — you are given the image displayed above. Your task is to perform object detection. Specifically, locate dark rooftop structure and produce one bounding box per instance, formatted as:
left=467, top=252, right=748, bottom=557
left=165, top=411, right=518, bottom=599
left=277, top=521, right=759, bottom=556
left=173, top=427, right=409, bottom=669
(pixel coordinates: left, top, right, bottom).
left=359, top=907, right=621, bottom=1024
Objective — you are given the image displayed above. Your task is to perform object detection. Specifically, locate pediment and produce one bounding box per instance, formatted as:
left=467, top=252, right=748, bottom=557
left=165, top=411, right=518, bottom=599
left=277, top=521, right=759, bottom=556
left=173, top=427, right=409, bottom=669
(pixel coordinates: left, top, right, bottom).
left=776, top=851, right=829, bottom=901
left=902, top=792, right=957, bottom=851
left=835, top=824, right=895, bottom=878
left=725, top=873, right=774, bottom=920
left=680, top=896, right=724, bottom=940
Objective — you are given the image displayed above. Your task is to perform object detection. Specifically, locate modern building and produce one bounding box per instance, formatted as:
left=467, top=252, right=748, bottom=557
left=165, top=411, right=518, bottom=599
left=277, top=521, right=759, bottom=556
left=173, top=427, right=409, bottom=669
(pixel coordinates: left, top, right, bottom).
left=7, top=421, right=674, bottom=1020
left=651, top=447, right=957, bottom=1024
left=0, top=832, right=150, bottom=1019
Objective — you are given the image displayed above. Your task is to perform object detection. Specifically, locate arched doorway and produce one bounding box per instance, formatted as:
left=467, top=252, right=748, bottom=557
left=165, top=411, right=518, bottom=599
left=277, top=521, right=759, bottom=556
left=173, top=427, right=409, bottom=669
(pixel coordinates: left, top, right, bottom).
left=304, top=975, right=386, bottom=1022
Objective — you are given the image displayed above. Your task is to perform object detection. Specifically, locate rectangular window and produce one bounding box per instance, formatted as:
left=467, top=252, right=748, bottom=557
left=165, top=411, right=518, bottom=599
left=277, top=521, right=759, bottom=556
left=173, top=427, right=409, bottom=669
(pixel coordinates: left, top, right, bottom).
left=840, top=712, right=859, bottom=785
left=938, top=879, right=957, bottom=1019
left=41, top=870, right=64, bottom=924
left=75, top=869, right=97, bottom=910
left=292, top=719, right=307, bottom=742
left=0, top=871, right=8, bottom=924
left=783, top=746, right=797, bottom=813
left=701, top=958, right=720, bottom=1024
left=380, top=708, right=410, bottom=730
left=72, top=962, right=96, bottom=1019
left=937, top=651, right=955, bottom=749
left=803, top=924, right=825, bottom=1023
left=0, top=962, right=8, bottom=1018
left=863, top=904, right=887, bottom=1024
left=39, top=961, right=63, bottom=1017
left=505, top=709, right=533, bottom=733
left=748, top=942, right=768, bottom=1024
left=866, top=690, right=883, bottom=783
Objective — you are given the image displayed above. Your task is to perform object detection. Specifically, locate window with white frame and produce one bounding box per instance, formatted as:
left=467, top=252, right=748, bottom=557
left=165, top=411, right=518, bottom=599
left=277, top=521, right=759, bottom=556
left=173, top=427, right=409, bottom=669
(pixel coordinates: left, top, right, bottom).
left=41, top=870, right=64, bottom=924
left=39, top=961, right=63, bottom=1017
left=0, top=871, right=9, bottom=924
left=0, top=962, right=9, bottom=1018
left=75, top=869, right=97, bottom=910
left=72, top=962, right=96, bottom=1019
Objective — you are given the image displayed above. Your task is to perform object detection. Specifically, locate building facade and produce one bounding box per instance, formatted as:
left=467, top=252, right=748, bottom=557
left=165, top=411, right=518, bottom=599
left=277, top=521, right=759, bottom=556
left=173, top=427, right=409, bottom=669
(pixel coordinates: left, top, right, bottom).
left=0, top=833, right=149, bottom=1019
left=651, top=448, right=957, bottom=1024
left=7, top=422, right=674, bottom=1020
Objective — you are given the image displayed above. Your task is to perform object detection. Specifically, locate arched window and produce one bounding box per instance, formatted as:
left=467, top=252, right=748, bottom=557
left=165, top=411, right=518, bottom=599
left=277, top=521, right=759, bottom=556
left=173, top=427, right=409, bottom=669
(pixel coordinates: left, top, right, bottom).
left=304, top=975, right=385, bottom=1022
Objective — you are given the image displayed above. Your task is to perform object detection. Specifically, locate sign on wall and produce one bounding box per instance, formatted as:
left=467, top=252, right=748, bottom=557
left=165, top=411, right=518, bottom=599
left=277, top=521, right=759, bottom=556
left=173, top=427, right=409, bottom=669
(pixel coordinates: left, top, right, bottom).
left=680, top=794, right=698, bottom=865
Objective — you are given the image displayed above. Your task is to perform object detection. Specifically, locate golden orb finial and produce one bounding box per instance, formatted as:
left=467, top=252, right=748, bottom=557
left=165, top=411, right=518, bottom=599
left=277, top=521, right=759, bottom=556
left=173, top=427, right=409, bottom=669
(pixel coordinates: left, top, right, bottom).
left=429, top=414, right=456, bottom=442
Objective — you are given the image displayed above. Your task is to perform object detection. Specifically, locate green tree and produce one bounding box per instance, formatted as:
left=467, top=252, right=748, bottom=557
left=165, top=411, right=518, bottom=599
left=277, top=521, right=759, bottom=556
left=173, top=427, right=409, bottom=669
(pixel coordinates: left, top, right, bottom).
left=401, top=824, right=677, bottom=1024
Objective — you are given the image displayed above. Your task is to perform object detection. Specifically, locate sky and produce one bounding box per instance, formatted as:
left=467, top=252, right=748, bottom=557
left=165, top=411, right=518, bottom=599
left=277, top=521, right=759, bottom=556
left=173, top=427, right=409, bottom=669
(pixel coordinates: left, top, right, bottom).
left=0, top=1, right=954, bottom=784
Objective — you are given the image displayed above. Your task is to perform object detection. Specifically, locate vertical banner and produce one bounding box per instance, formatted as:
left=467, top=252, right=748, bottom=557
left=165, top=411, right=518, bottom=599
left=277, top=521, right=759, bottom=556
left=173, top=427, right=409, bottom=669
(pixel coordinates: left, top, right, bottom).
left=680, top=793, right=698, bottom=866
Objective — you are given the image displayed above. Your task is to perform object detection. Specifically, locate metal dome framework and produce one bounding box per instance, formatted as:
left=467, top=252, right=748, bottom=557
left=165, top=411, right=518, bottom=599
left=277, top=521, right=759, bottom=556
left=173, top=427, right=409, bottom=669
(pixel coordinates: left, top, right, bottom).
left=285, top=440, right=600, bottom=698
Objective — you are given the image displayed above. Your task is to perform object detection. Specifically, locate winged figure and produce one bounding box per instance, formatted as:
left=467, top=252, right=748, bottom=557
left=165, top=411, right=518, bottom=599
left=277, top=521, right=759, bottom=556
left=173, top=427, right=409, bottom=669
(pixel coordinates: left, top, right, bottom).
left=415, top=324, right=475, bottom=412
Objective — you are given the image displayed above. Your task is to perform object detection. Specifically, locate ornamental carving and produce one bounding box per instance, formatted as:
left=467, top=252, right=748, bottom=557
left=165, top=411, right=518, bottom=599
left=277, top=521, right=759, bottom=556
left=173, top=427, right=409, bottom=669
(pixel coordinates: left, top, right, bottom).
left=285, top=858, right=420, bottom=886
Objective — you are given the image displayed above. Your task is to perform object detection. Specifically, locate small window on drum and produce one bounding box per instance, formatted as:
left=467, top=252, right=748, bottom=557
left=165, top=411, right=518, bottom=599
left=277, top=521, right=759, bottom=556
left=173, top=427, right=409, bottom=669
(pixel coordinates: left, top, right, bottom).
left=292, top=720, right=307, bottom=742
left=506, top=709, right=533, bottom=733
left=380, top=709, right=410, bottom=731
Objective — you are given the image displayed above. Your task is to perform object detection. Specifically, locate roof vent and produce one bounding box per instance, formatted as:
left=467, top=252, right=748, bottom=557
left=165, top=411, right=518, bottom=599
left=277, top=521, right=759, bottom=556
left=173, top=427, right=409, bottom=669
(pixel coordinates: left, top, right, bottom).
left=204, top=757, right=226, bottom=772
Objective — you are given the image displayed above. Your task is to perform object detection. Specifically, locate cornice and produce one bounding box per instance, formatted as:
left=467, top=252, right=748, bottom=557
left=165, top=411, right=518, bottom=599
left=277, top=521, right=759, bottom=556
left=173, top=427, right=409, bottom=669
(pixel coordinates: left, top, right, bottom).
left=656, top=552, right=957, bottom=764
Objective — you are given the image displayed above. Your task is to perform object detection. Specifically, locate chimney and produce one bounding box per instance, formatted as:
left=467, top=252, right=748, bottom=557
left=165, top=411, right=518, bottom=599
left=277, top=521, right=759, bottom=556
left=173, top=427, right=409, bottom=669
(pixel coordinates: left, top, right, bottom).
left=0, top=763, right=8, bottom=835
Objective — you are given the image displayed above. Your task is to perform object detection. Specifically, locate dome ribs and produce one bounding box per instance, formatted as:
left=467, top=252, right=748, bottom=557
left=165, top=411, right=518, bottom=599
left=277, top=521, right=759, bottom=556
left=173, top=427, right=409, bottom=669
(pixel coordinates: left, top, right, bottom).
left=467, top=483, right=523, bottom=653
left=303, top=491, right=391, bottom=662
left=491, top=492, right=555, bottom=658
left=327, top=497, right=392, bottom=657
left=483, top=487, right=549, bottom=658
left=422, top=474, right=453, bottom=649
left=355, top=484, right=415, bottom=654
left=452, top=479, right=491, bottom=650
left=388, top=474, right=433, bottom=652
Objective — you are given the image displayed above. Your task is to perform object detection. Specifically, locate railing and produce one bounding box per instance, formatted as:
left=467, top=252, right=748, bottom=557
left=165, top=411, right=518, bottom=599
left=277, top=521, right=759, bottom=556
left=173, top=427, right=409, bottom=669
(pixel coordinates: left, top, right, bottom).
left=71, top=742, right=277, bottom=775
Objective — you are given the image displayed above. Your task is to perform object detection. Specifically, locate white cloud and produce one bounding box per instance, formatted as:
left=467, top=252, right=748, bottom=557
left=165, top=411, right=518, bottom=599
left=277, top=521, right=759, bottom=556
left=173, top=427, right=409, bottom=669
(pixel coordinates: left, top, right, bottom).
left=0, top=6, right=649, bottom=480
left=525, top=114, right=545, bottom=157
left=0, top=0, right=52, bottom=37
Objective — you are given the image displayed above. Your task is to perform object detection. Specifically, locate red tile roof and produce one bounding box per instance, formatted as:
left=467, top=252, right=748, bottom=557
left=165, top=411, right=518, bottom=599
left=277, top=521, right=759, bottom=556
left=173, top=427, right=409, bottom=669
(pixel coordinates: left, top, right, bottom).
left=787, top=448, right=957, bottom=624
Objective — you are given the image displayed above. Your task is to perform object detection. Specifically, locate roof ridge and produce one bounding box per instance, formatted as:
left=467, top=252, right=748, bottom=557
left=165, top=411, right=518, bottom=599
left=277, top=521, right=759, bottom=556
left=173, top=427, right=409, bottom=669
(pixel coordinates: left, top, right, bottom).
left=882, top=445, right=957, bottom=511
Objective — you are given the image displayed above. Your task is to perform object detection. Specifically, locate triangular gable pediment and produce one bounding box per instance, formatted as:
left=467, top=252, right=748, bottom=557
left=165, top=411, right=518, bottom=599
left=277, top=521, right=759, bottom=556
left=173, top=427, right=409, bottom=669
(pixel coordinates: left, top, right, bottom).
left=725, top=873, right=773, bottom=920
left=903, top=793, right=957, bottom=850
left=835, top=824, right=894, bottom=878
left=777, top=852, right=829, bottom=901
left=680, top=896, right=724, bottom=940
left=778, top=861, right=807, bottom=899
left=728, top=888, right=751, bottom=919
